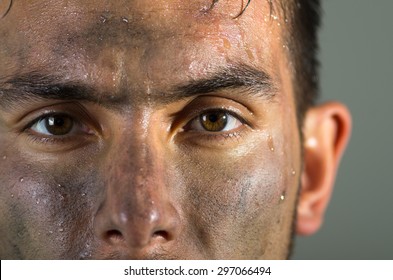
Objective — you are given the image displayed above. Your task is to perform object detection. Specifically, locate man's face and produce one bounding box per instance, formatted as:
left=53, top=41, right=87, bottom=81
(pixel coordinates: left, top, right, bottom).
left=0, top=0, right=302, bottom=259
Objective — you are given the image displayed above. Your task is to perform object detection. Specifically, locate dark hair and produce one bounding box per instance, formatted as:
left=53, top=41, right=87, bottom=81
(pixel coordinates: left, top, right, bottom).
left=286, top=0, right=321, bottom=124
left=235, top=0, right=321, bottom=123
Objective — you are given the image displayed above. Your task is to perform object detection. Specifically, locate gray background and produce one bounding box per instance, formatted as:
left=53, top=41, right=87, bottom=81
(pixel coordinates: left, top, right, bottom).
left=293, top=0, right=393, bottom=259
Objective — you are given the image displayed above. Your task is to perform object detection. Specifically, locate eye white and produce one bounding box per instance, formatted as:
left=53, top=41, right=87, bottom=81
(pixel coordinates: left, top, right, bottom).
left=29, top=115, right=77, bottom=136
left=30, top=118, right=53, bottom=135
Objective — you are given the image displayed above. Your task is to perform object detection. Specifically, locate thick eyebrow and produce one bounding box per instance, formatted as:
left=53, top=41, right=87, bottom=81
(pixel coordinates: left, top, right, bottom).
left=0, top=63, right=276, bottom=110
left=169, top=63, right=277, bottom=103
left=0, top=72, right=124, bottom=110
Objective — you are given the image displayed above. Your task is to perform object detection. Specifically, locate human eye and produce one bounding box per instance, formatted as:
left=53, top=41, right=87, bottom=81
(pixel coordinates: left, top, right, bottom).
left=172, top=95, right=257, bottom=148
left=29, top=113, right=88, bottom=137
left=18, top=104, right=99, bottom=152
left=175, top=104, right=253, bottom=149
left=184, top=109, right=243, bottom=132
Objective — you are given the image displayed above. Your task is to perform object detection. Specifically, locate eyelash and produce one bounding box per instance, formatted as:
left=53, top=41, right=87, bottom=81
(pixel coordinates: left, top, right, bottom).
left=22, top=111, right=95, bottom=147
left=20, top=106, right=250, bottom=149
left=178, top=108, right=250, bottom=144
left=185, top=110, right=245, bottom=130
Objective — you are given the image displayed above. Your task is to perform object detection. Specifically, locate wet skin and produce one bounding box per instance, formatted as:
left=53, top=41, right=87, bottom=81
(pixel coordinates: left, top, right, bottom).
left=0, top=0, right=302, bottom=259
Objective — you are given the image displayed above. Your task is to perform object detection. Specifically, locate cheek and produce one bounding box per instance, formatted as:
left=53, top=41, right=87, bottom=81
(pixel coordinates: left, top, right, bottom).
left=0, top=142, right=102, bottom=258
left=175, top=136, right=289, bottom=257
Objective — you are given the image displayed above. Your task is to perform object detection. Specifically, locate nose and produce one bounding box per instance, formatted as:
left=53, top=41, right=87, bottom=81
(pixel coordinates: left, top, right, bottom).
left=94, top=136, right=180, bottom=254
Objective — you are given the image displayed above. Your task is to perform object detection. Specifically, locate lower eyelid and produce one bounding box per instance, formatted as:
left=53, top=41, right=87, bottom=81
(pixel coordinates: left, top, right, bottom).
left=176, top=128, right=248, bottom=149
left=21, top=131, right=97, bottom=153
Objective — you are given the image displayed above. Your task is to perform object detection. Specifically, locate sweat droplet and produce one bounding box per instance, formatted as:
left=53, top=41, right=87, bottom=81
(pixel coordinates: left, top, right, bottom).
left=223, top=38, right=231, bottom=49
left=58, top=228, right=64, bottom=232
left=291, top=170, right=296, bottom=176
left=100, top=15, right=107, bottom=23
left=19, top=177, right=24, bottom=182
left=2, top=155, right=6, bottom=160
left=122, top=17, right=129, bottom=23
left=268, top=135, right=275, bottom=152
left=246, top=48, right=254, bottom=61
left=280, top=195, right=285, bottom=201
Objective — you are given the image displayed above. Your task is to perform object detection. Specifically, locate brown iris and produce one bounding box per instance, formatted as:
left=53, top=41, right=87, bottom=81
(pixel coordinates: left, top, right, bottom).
left=44, top=114, right=74, bottom=135
left=200, top=111, right=228, bottom=131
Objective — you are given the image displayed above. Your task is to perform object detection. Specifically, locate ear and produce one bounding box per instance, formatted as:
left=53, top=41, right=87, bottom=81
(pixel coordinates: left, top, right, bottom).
left=296, top=102, right=352, bottom=236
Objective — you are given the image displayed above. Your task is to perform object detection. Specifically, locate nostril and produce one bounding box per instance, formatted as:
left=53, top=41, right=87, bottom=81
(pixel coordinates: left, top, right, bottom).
left=153, top=230, right=170, bottom=241
left=105, top=229, right=124, bottom=244
left=105, top=229, right=170, bottom=246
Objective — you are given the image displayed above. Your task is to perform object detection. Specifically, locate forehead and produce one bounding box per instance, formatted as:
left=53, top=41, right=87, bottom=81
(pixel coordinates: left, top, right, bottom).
left=5, top=0, right=274, bottom=31
left=0, top=0, right=285, bottom=90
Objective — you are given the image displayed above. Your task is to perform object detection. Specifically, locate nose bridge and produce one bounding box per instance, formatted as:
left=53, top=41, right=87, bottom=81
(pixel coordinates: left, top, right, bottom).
left=95, top=123, right=179, bottom=250
left=113, top=133, right=165, bottom=223
left=113, top=126, right=159, bottom=193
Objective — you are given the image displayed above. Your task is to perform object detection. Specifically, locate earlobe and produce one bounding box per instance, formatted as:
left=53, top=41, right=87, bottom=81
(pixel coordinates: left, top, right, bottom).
left=296, top=102, right=352, bottom=236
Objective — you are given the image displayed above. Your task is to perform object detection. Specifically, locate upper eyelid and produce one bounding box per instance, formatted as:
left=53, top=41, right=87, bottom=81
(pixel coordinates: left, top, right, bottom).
left=15, top=103, right=101, bottom=133
left=26, top=114, right=81, bottom=135
left=201, top=109, right=246, bottom=122
left=170, top=102, right=254, bottom=134
left=187, top=110, right=244, bottom=132
left=188, top=108, right=251, bottom=129
left=186, top=106, right=248, bottom=121
left=185, top=108, right=245, bottom=126
left=26, top=113, right=67, bottom=129
left=24, top=112, right=78, bottom=132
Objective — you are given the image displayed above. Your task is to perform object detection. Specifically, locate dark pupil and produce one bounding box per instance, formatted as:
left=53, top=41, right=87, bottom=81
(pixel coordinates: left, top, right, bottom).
left=200, top=111, right=228, bottom=131
left=208, top=114, right=219, bottom=123
left=45, top=115, right=73, bottom=135
left=53, top=117, right=65, bottom=126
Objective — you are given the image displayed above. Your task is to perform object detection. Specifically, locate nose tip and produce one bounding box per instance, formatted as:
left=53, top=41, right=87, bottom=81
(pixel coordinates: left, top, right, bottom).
left=94, top=196, right=180, bottom=253
left=113, top=206, right=177, bottom=248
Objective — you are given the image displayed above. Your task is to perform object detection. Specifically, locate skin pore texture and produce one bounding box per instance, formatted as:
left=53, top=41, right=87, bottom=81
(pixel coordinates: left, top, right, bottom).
left=0, top=0, right=351, bottom=259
